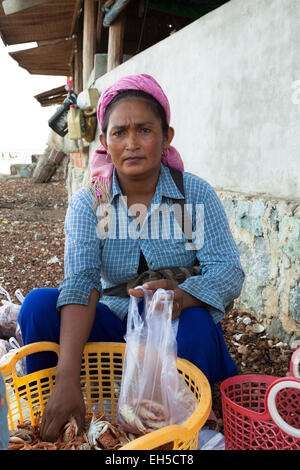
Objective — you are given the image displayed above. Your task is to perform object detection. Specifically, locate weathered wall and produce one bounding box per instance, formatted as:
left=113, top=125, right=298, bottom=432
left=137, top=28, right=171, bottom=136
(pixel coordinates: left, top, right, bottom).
left=82, top=0, right=300, bottom=200
left=68, top=0, right=300, bottom=345
left=219, top=191, right=300, bottom=346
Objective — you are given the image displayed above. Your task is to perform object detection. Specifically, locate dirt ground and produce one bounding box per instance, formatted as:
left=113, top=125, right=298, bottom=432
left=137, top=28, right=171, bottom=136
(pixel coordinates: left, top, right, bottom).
left=0, top=173, right=295, bottom=429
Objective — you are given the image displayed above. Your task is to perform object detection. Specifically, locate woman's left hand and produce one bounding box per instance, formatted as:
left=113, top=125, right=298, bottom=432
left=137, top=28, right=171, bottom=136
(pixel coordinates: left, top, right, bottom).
left=128, top=279, right=186, bottom=321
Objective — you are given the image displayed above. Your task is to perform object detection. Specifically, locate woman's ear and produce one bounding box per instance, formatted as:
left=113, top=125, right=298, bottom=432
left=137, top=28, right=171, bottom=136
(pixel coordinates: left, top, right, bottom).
left=99, top=133, right=107, bottom=149
left=163, top=126, right=175, bottom=149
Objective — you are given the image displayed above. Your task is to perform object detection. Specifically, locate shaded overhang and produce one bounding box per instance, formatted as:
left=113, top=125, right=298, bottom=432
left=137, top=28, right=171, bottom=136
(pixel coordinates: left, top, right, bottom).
left=34, top=84, right=67, bottom=107
left=0, top=0, right=81, bottom=45
left=9, top=37, right=76, bottom=75
left=0, top=0, right=81, bottom=76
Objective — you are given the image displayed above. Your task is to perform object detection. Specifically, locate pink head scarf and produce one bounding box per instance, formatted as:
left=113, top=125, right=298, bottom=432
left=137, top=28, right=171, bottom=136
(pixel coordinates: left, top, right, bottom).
left=88, top=73, right=184, bottom=202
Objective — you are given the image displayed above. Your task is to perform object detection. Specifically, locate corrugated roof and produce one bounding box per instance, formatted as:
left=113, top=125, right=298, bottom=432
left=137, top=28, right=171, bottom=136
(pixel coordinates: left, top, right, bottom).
left=34, top=84, right=67, bottom=107
left=9, top=38, right=76, bottom=75
left=0, top=0, right=81, bottom=46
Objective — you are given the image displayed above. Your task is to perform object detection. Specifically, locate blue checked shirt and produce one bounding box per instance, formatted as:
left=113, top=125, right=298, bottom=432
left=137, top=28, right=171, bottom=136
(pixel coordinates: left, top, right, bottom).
left=57, top=164, right=244, bottom=324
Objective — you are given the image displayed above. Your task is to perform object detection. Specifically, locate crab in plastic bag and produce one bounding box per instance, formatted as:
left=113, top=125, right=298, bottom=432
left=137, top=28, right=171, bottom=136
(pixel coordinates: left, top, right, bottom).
left=118, top=287, right=197, bottom=435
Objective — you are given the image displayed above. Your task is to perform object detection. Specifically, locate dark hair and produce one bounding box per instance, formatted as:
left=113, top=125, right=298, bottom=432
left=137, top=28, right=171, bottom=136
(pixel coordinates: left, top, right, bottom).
left=101, top=89, right=169, bottom=138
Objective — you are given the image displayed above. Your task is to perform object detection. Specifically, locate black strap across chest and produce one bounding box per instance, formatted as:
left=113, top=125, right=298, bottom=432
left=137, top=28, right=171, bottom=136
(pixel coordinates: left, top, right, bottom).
left=103, top=169, right=200, bottom=297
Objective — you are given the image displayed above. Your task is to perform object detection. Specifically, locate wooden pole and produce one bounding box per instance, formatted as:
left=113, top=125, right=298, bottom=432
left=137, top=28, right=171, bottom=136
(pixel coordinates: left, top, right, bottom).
left=83, top=0, right=96, bottom=88
left=32, top=149, right=66, bottom=183
left=74, top=16, right=84, bottom=94
left=107, top=10, right=126, bottom=72
left=96, top=0, right=104, bottom=53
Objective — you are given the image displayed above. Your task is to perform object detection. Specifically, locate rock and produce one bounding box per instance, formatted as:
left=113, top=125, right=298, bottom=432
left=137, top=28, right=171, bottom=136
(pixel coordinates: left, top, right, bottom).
left=251, top=324, right=265, bottom=333
left=291, top=340, right=300, bottom=350
left=237, top=345, right=248, bottom=355
left=234, top=334, right=244, bottom=341
left=289, top=280, right=300, bottom=324
left=235, top=200, right=265, bottom=236
left=238, top=238, right=270, bottom=318
left=242, top=317, right=251, bottom=325
left=278, top=216, right=300, bottom=264
left=47, top=256, right=59, bottom=264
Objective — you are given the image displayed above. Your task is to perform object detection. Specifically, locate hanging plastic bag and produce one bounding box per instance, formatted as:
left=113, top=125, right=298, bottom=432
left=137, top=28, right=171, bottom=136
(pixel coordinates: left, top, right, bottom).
left=0, top=286, right=24, bottom=339
left=118, top=287, right=197, bottom=435
left=0, top=337, right=26, bottom=377
left=0, top=339, right=10, bottom=360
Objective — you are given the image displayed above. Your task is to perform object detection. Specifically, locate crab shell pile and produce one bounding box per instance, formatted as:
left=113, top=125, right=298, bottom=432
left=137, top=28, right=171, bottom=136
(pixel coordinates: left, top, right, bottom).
left=7, top=401, right=171, bottom=451
left=7, top=412, right=137, bottom=451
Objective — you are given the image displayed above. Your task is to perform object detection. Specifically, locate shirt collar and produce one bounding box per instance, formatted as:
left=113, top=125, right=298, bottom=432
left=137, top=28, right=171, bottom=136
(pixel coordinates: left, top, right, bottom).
left=110, top=163, right=184, bottom=203
left=110, top=167, right=123, bottom=202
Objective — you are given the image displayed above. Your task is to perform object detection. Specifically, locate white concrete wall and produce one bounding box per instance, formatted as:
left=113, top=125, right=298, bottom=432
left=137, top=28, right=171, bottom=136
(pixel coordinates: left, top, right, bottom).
left=85, top=0, right=300, bottom=200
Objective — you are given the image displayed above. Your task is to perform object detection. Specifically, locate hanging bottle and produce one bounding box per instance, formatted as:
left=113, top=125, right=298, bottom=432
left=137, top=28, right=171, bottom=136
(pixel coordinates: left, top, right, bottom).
left=68, top=105, right=86, bottom=140
left=48, top=80, right=77, bottom=137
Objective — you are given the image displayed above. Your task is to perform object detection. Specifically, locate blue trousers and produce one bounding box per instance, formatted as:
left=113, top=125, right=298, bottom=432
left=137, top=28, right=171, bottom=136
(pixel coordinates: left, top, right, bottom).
left=18, top=288, right=238, bottom=388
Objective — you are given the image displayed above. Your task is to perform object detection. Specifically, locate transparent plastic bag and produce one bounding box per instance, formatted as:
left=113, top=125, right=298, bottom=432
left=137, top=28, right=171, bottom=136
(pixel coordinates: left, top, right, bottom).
left=0, top=286, right=24, bottom=338
left=118, top=287, right=197, bottom=435
left=0, top=339, right=10, bottom=359
left=0, top=337, right=26, bottom=376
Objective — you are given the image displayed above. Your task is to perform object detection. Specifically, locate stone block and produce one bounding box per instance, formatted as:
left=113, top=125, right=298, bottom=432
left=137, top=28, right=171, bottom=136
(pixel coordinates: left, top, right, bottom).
left=10, top=163, right=36, bottom=177
left=238, top=237, right=270, bottom=318
left=279, top=216, right=300, bottom=263
left=235, top=199, right=265, bottom=236
left=289, top=280, right=300, bottom=324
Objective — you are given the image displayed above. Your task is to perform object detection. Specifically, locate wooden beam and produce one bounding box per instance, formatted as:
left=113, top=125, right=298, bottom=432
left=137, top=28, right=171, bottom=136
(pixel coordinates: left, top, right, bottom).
left=107, top=10, right=125, bottom=72
left=69, top=0, right=82, bottom=38
left=74, top=23, right=83, bottom=94
left=2, top=0, right=53, bottom=15
left=96, top=0, right=104, bottom=53
left=82, top=0, right=97, bottom=87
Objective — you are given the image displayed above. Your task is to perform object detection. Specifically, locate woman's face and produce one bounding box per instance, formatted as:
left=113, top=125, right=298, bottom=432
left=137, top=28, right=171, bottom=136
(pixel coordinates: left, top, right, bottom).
left=100, top=97, right=174, bottom=181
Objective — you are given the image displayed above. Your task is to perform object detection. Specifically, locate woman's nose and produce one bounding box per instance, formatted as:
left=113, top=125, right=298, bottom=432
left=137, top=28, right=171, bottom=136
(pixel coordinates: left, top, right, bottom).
left=125, top=132, right=140, bottom=150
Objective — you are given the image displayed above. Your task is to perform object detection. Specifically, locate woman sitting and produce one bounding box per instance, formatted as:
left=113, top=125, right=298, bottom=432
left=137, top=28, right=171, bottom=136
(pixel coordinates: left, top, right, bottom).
left=18, top=74, right=244, bottom=441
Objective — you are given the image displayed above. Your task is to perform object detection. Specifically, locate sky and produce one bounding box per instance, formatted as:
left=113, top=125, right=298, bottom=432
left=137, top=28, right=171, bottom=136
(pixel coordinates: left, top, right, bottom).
left=0, top=38, right=66, bottom=153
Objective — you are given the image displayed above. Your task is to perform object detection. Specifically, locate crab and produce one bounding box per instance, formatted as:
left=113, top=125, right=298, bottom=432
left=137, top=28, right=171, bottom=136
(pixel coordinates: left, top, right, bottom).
left=62, top=416, right=79, bottom=443
left=118, top=404, right=147, bottom=434
left=87, top=414, right=120, bottom=450
left=119, top=399, right=167, bottom=434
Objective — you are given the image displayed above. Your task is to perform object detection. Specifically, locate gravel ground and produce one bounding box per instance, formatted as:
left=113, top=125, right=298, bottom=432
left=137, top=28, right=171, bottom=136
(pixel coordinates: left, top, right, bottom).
left=0, top=174, right=295, bottom=430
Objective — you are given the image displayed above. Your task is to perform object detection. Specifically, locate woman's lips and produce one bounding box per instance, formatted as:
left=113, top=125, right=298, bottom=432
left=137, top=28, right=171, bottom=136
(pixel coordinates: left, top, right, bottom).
left=125, top=157, right=142, bottom=162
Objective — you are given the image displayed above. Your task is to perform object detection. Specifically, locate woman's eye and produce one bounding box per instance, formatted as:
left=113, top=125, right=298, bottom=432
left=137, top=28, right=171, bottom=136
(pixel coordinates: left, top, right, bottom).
left=113, top=130, right=124, bottom=136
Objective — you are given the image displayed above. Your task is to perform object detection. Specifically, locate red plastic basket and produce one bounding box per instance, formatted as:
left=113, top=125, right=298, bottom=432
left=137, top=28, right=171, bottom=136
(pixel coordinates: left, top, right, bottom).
left=220, top=347, right=300, bottom=450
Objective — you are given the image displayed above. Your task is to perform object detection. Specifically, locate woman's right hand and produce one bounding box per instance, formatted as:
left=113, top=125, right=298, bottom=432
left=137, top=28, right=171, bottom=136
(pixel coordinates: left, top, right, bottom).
left=40, top=376, right=85, bottom=442
left=40, top=290, right=100, bottom=442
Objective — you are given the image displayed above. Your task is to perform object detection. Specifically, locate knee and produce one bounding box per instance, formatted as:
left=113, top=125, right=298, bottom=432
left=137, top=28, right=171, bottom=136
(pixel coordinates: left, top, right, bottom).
left=18, top=288, right=59, bottom=327
left=179, top=306, right=215, bottom=339
left=18, top=288, right=60, bottom=345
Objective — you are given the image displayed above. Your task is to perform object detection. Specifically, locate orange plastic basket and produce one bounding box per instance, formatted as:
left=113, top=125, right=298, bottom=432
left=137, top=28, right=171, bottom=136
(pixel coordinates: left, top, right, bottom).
left=0, top=341, right=212, bottom=450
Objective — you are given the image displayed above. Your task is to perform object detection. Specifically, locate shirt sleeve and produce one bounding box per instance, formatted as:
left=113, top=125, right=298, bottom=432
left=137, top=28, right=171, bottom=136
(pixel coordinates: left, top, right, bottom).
left=179, top=183, right=245, bottom=324
left=56, top=189, right=102, bottom=310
